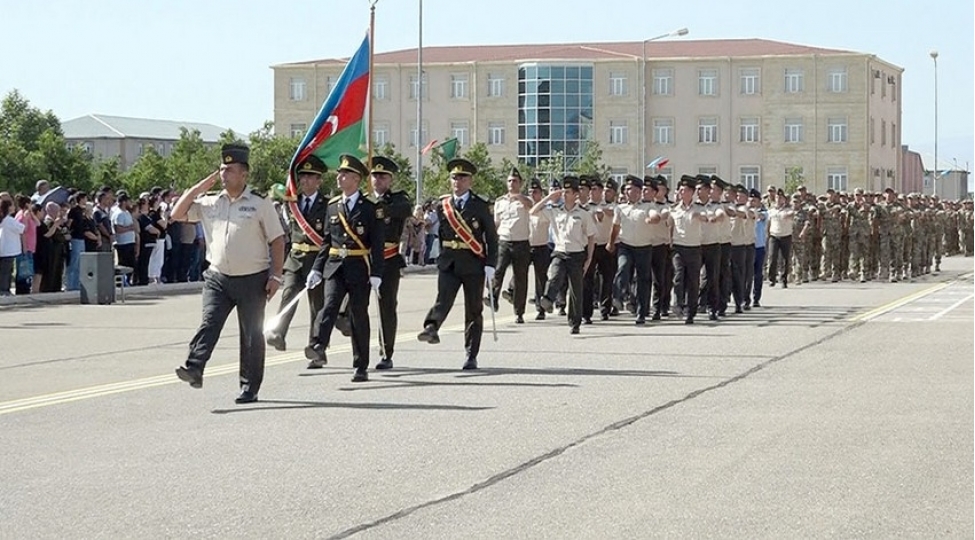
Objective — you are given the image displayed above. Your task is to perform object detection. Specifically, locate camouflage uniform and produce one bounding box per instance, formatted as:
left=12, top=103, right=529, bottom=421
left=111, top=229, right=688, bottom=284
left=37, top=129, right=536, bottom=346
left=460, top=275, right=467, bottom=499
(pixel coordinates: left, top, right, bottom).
left=962, top=204, right=975, bottom=256
left=932, top=207, right=945, bottom=272
left=822, top=203, right=846, bottom=281
left=790, top=201, right=808, bottom=283
left=847, top=201, right=871, bottom=282
left=885, top=200, right=907, bottom=282
left=872, top=201, right=892, bottom=281
left=910, top=206, right=925, bottom=277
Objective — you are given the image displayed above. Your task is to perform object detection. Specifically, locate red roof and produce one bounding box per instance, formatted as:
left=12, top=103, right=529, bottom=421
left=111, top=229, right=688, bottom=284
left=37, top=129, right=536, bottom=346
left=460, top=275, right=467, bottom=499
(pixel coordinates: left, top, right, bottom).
left=278, top=38, right=856, bottom=67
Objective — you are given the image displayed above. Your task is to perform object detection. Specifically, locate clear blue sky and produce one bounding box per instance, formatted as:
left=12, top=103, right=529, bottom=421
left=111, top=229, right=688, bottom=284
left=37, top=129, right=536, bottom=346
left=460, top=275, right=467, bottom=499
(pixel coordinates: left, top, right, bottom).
left=2, top=0, right=971, bottom=172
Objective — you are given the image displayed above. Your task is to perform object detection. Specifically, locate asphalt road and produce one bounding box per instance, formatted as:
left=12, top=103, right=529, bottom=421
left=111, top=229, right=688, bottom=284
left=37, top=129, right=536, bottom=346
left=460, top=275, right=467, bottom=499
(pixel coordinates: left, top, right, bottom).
left=1, top=257, right=972, bottom=539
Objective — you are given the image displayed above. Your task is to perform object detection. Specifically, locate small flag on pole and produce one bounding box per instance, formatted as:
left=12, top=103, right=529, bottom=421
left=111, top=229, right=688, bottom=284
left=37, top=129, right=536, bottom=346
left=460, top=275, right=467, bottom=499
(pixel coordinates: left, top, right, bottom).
left=646, top=156, right=669, bottom=170
left=421, top=139, right=438, bottom=155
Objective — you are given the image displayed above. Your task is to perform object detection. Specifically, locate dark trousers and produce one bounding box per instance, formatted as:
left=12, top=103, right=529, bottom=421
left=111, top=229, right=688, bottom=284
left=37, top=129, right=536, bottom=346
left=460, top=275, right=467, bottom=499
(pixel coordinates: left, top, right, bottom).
left=270, top=255, right=324, bottom=345
left=530, top=245, right=552, bottom=313
left=752, top=246, right=766, bottom=303
left=178, top=241, right=199, bottom=282
left=0, top=256, right=13, bottom=295
left=492, top=240, right=530, bottom=316
left=115, top=243, right=136, bottom=272
left=613, top=243, right=651, bottom=317
left=719, top=242, right=732, bottom=311
left=314, top=267, right=371, bottom=370
left=673, top=245, right=702, bottom=319
left=662, top=245, right=674, bottom=314
left=424, top=267, right=485, bottom=360
left=743, top=244, right=756, bottom=306
left=699, top=243, right=720, bottom=314
left=378, top=258, right=403, bottom=360
left=583, top=244, right=614, bottom=319
left=768, top=235, right=793, bottom=284
left=730, top=244, right=747, bottom=309
left=186, top=270, right=268, bottom=393
left=543, top=251, right=586, bottom=327
left=649, top=244, right=669, bottom=315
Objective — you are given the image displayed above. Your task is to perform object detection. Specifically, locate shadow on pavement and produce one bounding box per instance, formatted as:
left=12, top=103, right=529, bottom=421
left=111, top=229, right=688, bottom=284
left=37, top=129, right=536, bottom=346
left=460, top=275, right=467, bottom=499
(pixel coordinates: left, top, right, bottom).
left=210, top=399, right=494, bottom=415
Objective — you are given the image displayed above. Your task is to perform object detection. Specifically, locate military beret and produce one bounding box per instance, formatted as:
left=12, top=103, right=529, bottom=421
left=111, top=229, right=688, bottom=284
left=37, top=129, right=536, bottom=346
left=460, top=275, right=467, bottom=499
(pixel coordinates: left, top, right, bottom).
left=589, top=177, right=603, bottom=188
left=748, top=189, right=761, bottom=198
left=605, top=179, right=619, bottom=191
left=678, top=176, right=696, bottom=189
left=826, top=188, right=836, bottom=194
left=695, top=176, right=711, bottom=188
left=654, top=175, right=668, bottom=189
left=710, top=175, right=727, bottom=189
left=369, top=155, right=399, bottom=175
left=776, top=188, right=786, bottom=197
left=562, top=175, right=580, bottom=191
left=337, top=154, right=369, bottom=177
left=767, top=185, right=777, bottom=192
left=529, top=177, right=544, bottom=191
left=507, top=167, right=522, bottom=180
left=296, top=154, right=327, bottom=176
left=578, top=175, right=591, bottom=189
left=734, top=184, right=748, bottom=194
left=623, top=174, right=644, bottom=189
left=221, top=143, right=249, bottom=166
left=550, top=178, right=562, bottom=190
left=446, top=158, right=477, bottom=176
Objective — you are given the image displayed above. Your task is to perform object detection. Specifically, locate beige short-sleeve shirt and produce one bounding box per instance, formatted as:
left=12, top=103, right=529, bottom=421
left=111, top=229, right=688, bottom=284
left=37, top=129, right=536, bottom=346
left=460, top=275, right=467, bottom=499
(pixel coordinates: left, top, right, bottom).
left=186, top=189, right=285, bottom=276
left=541, top=205, right=594, bottom=253
left=671, top=202, right=704, bottom=247
left=494, top=195, right=531, bottom=242
left=590, top=202, right=615, bottom=245
left=613, top=202, right=654, bottom=247
left=529, top=211, right=551, bottom=247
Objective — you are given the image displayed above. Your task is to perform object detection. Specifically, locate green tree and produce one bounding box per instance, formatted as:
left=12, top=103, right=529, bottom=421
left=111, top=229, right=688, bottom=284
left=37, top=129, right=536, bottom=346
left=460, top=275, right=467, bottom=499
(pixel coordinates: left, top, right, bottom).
left=534, top=151, right=568, bottom=186
left=247, top=121, right=300, bottom=193
left=120, top=146, right=168, bottom=195
left=167, top=127, right=217, bottom=189
left=574, top=140, right=612, bottom=179
left=784, top=166, right=804, bottom=195
left=374, top=143, right=416, bottom=201
left=91, top=157, right=122, bottom=189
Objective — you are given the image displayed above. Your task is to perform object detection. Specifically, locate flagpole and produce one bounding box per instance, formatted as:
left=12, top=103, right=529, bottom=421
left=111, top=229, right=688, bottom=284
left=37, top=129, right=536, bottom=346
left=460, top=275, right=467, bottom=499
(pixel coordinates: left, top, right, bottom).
left=367, top=1, right=377, bottom=165
left=415, top=0, right=423, bottom=202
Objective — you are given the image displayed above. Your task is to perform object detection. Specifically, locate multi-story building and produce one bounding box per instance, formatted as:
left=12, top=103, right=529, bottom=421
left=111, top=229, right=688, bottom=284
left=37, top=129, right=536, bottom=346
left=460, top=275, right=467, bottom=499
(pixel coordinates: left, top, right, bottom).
left=273, top=38, right=902, bottom=193
left=900, top=146, right=925, bottom=194
left=62, top=114, right=227, bottom=170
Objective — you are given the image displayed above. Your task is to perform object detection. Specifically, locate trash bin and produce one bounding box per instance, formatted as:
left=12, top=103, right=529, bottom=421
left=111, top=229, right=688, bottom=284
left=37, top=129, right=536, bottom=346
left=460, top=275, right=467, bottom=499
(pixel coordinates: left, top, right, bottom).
left=80, top=252, right=115, bottom=305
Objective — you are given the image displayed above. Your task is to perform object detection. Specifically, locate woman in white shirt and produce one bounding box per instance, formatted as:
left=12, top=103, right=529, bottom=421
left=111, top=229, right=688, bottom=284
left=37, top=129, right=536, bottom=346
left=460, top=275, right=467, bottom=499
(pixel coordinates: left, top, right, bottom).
left=0, top=199, right=26, bottom=296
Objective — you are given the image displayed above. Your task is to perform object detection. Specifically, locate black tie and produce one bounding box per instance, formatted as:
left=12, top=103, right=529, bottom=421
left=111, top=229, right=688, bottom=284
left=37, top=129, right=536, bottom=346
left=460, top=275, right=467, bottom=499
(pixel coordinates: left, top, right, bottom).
left=302, top=197, right=312, bottom=216
left=456, top=197, right=464, bottom=210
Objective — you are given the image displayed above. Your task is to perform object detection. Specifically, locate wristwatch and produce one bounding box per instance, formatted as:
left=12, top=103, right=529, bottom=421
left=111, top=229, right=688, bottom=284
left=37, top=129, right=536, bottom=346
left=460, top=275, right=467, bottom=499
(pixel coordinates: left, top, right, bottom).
left=270, top=275, right=284, bottom=284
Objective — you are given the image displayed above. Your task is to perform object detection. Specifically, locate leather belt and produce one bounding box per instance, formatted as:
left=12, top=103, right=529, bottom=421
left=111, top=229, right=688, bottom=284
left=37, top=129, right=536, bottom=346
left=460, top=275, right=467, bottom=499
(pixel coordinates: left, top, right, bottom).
left=328, top=247, right=369, bottom=258
left=383, top=242, right=399, bottom=259
left=292, top=242, right=321, bottom=253
left=442, top=240, right=472, bottom=250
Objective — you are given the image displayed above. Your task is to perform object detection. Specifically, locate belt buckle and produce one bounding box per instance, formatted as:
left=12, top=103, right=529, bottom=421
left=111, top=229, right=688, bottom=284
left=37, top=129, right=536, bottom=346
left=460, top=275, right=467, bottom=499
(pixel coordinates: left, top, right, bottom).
left=338, top=247, right=348, bottom=258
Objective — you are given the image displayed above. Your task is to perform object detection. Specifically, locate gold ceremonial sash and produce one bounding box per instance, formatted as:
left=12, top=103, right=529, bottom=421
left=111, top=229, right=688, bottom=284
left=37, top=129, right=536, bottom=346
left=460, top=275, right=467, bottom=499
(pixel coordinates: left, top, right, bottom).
left=441, top=197, right=485, bottom=258
left=336, top=203, right=372, bottom=274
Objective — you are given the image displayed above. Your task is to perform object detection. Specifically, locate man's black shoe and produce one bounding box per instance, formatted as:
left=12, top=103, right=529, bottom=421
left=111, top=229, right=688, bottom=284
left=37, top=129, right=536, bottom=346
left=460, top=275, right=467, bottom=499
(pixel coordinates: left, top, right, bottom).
left=709, top=312, right=719, bottom=321
left=265, top=333, right=286, bottom=352
left=600, top=313, right=609, bottom=321
left=582, top=317, right=592, bottom=325
left=651, top=312, right=661, bottom=321
left=462, top=358, right=478, bottom=370
left=304, top=344, right=327, bottom=369
left=234, top=390, right=258, bottom=404
left=538, top=296, right=554, bottom=313
left=376, top=358, right=393, bottom=370
left=635, top=316, right=646, bottom=326
left=734, top=306, right=744, bottom=314
left=684, top=317, right=694, bottom=325
left=175, top=366, right=203, bottom=389
left=501, top=289, right=514, bottom=304
left=515, top=315, right=525, bottom=324
left=417, top=324, right=440, bottom=344
left=570, top=325, right=580, bottom=334
left=535, top=311, right=546, bottom=321
left=753, top=301, right=761, bottom=308
left=351, top=369, right=369, bottom=382
left=558, top=306, right=566, bottom=317
left=334, top=314, right=352, bottom=337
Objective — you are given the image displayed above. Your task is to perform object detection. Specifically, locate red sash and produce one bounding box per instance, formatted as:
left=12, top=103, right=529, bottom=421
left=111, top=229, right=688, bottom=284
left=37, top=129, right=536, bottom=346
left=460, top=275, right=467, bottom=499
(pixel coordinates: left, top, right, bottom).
left=442, top=197, right=485, bottom=258
left=286, top=171, right=324, bottom=247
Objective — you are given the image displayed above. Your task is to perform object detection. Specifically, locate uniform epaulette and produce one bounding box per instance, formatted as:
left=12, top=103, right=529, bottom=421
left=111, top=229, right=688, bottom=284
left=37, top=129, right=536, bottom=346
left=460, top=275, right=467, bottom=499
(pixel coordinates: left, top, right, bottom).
left=329, top=194, right=343, bottom=204
left=249, top=188, right=266, bottom=199
left=439, top=193, right=452, bottom=200
left=364, top=194, right=379, bottom=204
left=390, top=187, right=405, bottom=194
left=475, top=193, right=491, bottom=203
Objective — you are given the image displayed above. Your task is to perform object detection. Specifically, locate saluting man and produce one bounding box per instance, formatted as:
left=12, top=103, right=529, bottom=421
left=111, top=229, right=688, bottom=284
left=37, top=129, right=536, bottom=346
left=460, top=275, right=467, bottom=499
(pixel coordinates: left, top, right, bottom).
left=171, top=143, right=286, bottom=404
left=369, top=156, right=412, bottom=370
left=417, top=158, right=499, bottom=370
left=490, top=167, right=534, bottom=324
left=304, top=154, right=385, bottom=382
left=265, top=155, right=328, bottom=354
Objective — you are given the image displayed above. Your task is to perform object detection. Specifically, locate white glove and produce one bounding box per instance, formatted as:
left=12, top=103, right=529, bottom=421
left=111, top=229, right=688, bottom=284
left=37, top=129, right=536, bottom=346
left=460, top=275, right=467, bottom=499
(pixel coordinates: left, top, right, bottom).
left=370, top=276, right=382, bottom=292
left=306, top=270, right=323, bottom=289
left=484, top=266, right=496, bottom=283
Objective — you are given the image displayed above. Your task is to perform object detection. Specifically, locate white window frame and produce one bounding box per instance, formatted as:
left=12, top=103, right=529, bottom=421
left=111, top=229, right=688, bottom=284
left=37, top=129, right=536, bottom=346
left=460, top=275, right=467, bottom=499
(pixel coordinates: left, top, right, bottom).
left=881, top=119, right=887, bottom=146
left=784, top=68, right=804, bottom=93
left=409, top=75, right=428, bottom=100
left=488, top=122, right=505, bottom=145
left=827, top=168, right=848, bottom=191
left=827, top=117, right=847, bottom=143
left=827, top=68, right=847, bottom=93
left=81, top=142, right=93, bottom=155
left=373, top=76, right=388, bottom=101
left=409, top=122, right=428, bottom=148
left=290, top=123, right=306, bottom=138
left=326, top=76, right=338, bottom=96
left=652, top=69, right=673, bottom=96
left=739, top=117, right=760, bottom=143
left=740, top=166, right=760, bottom=190
left=698, top=117, right=718, bottom=144
left=739, top=68, right=760, bottom=95
left=698, top=69, right=718, bottom=96
left=450, top=74, right=468, bottom=99
left=609, top=120, right=628, bottom=145
left=450, top=121, right=469, bottom=146
left=652, top=118, right=674, bottom=145
left=698, top=166, right=717, bottom=176
left=609, top=72, right=627, bottom=96
left=372, top=124, right=390, bottom=147
left=785, top=117, right=803, bottom=143
left=487, top=75, right=504, bottom=97
left=870, top=117, right=875, bottom=144
left=289, top=77, right=306, bottom=101
left=610, top=168, right=627, bottom=183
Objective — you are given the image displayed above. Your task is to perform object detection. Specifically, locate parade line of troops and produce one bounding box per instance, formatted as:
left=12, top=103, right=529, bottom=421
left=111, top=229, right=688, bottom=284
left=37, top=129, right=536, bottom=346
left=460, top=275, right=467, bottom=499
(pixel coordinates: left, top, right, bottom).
left=170, top=143, right=974, bottom=403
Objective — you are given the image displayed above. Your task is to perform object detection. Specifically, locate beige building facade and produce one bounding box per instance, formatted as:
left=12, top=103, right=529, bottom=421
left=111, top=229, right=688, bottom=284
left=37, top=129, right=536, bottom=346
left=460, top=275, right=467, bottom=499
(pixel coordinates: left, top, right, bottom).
left=273, top=38, right=903, bottom=193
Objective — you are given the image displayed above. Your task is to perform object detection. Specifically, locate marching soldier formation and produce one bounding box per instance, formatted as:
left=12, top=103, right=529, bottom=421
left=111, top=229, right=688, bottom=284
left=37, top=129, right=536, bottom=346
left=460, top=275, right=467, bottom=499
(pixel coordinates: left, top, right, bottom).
left=173, top=145, right=974, bottom=403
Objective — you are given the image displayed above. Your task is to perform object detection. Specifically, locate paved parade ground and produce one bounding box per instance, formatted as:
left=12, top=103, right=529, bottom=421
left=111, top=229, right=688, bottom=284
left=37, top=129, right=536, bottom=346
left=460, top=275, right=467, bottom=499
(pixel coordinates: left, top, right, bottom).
left=1, top=258, right=972, bottom=539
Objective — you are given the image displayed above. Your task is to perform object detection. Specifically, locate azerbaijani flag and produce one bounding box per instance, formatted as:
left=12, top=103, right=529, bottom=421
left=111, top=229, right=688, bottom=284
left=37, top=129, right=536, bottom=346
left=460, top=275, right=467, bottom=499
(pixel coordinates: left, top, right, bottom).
left=286, top=31, right=370, bottom=246
left=646, top=156, right=669, bottom=170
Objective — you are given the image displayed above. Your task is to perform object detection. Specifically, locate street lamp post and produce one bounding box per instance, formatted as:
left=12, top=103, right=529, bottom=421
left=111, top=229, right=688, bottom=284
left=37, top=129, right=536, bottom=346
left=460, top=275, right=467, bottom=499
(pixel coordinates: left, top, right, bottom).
left=930, top=50, right=938, bottom=197
left=641, top=28, right=689, bottom=172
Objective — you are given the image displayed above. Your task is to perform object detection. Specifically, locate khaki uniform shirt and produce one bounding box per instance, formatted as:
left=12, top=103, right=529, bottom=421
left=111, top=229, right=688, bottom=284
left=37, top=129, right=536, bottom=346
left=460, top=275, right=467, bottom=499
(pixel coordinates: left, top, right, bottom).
left=716, top=202, right=735, bottom=243
left=590, top=202, right=615, bottom=245
left=768, top=206, right=795, bottom=237
left=647, top=201, right=672, bottom=246
left=671, top=201, right=704, bottom=247
left=540, top=204, right=594, bottom=253
left=186, top=188, right=285, bottom=276
left=614, top=201, right=654, bottom=247
left=700, top=202, right=721, bottom=245
left=494, top=194, right=531, bottom=242
left=730, top=205, right=752, bottom=246
left=529, top=211, right=551, bottom=247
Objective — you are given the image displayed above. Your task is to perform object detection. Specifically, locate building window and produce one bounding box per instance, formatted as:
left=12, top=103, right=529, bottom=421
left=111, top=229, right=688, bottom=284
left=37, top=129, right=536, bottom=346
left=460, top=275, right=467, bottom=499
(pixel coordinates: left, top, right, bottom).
left=450, top=121, right=469, bottom=146
left=740, top=68, right=760, bottom=95
left=373, top=76, right=388, bottom=100
left=698, top=69, right=718, bottom=96
left=609, top=72, right=627, bottom=96
left=409, top=75, right=428, bottom=100
left=827, top=67, right=847, bottom=93
left=827, top=167, right=848, bottom=191
left=652, top=118, right=673, bottom=145
left=610, top=168, right=627, bottom=183
left=450, top=74, right=468, bottom=99
left=652, top=68, right=673, bottom=95
left=740, top=166, right=760, bottom=190
left=326, top=76, right=338, bottom=95
left=609, top=120, right=628, bottom=145
left=290, top=123, right=306, bottom=138
left=698, top=117, right=718, bottom=144
left=657, top=167, right=673, bottom=182
left=870, top=117, right=875, bottom=144
left=81, top=142, right=93, bottom=155
left=784, top=68, right=804, bottom=93
left=827, top=117, right=847, bottom=143
left=784, top=117, right=803, bottom=143
left=880, top=119, right=887, bottom=146
left=739, top=117, right=760, bottom=143
left=409, top=122, right=428, bottom=148
left=488, top=75, right=504, bottom=97
left=488, top=122, right=505, bottom=145
left=881, top=72, right=886, bottom=98
left=372, top=124, right=390, bottom=147
left=698, top=166, right=717, bottom=175
left=289, top=78, right=306, bottom=101
left=891, top=122, right=897, bottom=147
